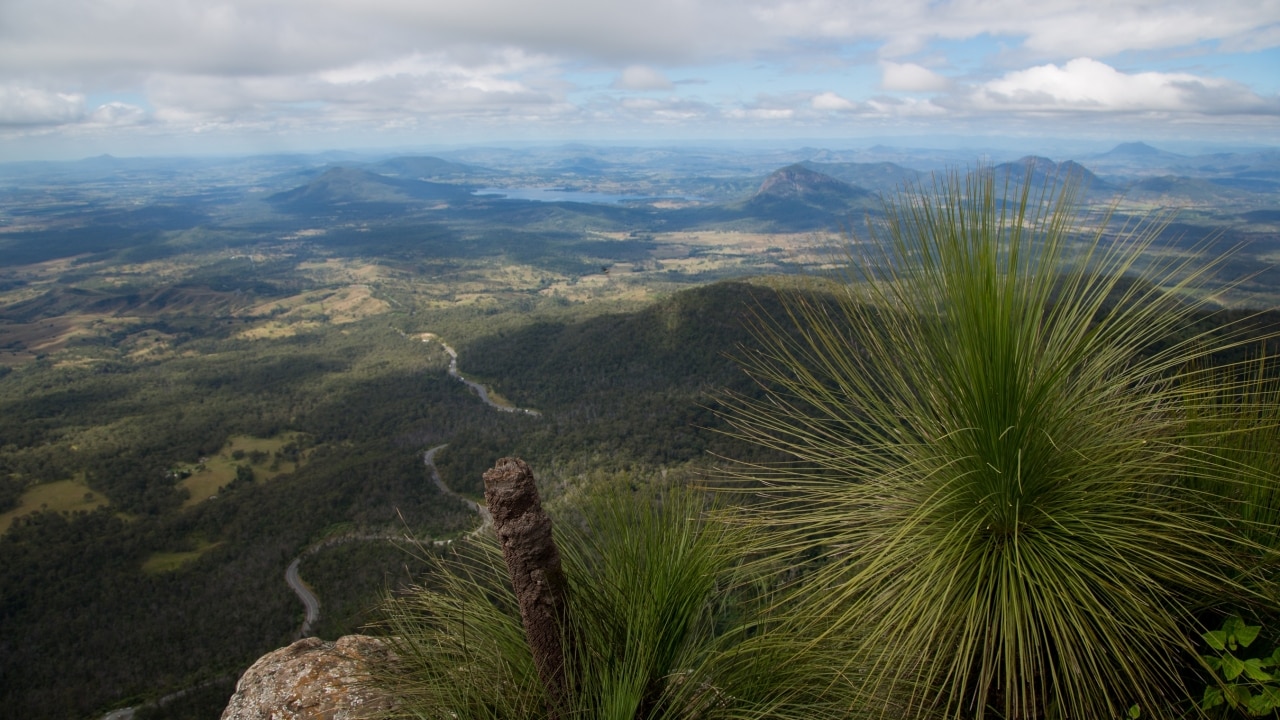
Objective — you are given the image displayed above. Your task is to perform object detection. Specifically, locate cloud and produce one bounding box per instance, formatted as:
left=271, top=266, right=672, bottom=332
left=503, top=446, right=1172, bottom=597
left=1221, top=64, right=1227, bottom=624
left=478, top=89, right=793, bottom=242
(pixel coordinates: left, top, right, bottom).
left=612, top=66, right=674, bottom=91
left=0, top=86, right=85, bottom=126
left=863, top=95, right=947, bottom=117
left=0, top=0, right=766, bottom=79
left=610, top=95, right=715, bottom=122
left=880, top=61, right=948, bottom=92
left=727, top=106, right=796, bottom=120
left=1, top=0, right=1277, bottom=151
left=970, top=57, right=1277, bottom=114
left=139, top=50, right=569, bottom=131
left=811, top=91, right=856, bottom=110
left=6, top=0, right=1274, bottom=83
left=746, top=0, right=1278, bottom=60
left=1008, top=2, right=1279, bottom=58
left=88, top=102, right=147, bottom=126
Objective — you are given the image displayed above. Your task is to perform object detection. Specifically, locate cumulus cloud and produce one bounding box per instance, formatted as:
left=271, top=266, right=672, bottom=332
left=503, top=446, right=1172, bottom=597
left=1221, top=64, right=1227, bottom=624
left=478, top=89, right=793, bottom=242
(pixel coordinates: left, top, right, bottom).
left=0, top=0, right=1277, bottom=150
left=811, top=91, right=856, bottom=110
left=880, top=61, right=948, bottom=92
left=317, top=50, right=560, bottom=101
left=971, top=57, right=1276, bottom=114
left=88, top=102, right=147, bottom=126
left=612, top=65, right=674, bottom=91
left=0, top=0, right=764, bottom=79
left=610, top=95, right=714, bottom=122
left=746, top=0, right=1277, bottom=60
left=0, top=86, right=85, bottom=126
left=863, top=95, right=947, bottom=117
left=139, top=49, right=569, bottom=131
left=4, top=0, right=1274, bottom=81
left=727, top=107, right=795, bottom=120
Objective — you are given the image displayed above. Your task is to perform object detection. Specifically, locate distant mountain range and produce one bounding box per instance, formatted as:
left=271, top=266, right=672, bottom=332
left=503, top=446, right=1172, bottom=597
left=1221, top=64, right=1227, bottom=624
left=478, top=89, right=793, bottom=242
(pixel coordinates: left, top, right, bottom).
left=267, top=166, right=472, bottom=211
left=368, top=155, right=495, bottom=180
left=737, top=164, right=872, bottom=224
left=993, top=156, right=1113, bottom=196
left=797, top=161, right=922, bottom=195
left=254, top=144, right=1280, bottom=232
left=751, top=164, right=870, bottom=204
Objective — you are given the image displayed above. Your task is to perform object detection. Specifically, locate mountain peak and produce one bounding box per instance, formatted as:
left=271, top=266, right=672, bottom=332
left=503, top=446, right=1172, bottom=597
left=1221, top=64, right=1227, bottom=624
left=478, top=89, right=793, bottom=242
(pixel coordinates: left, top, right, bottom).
left=1105, top=142, right=1162, bottom=156
left=268, top=166, right=467, bottom=209
left=995, top=156, right=1107, bottom=190
left=754, top=164, right=853, bottom=199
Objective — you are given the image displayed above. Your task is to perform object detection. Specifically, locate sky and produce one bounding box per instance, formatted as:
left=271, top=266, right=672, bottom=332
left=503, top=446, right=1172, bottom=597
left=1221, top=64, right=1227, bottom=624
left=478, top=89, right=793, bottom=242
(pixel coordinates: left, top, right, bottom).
left=1, top=0, right=1278, bottom=160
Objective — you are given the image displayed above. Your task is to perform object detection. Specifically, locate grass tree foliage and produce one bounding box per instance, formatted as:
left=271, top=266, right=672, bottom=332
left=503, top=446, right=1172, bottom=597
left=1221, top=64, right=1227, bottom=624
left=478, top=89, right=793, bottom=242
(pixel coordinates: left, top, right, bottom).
left=380, top=482, right=855, bottom=720
left=720, top=169, right=1280, bottom=719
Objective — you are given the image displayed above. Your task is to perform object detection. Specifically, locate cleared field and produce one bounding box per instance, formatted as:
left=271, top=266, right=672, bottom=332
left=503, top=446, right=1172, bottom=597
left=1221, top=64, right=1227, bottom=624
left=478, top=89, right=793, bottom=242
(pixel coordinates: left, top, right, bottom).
left=0, top=285, right=248, bottom=367
left=1, top=476, right=108, bottom=533
left=178, top=433, right=306, bottom=508
left=237, top=284, right=390, bottom=339
left=141, top=540, right=223, bottom=574
left=295, top=258, right=388, bottom=284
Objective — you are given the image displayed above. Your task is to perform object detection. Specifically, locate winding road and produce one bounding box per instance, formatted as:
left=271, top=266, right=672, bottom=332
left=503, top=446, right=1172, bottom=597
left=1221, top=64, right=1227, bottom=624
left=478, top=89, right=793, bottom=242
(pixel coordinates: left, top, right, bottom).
left=424, top=444, right=493, bottom=540
left=103, top=332, right=539, bottom=718
left=284, top=557, right=320, bottom=638
left=422, top=333, right=541, bottom=416
left=283, top=334, right=535, bottom=638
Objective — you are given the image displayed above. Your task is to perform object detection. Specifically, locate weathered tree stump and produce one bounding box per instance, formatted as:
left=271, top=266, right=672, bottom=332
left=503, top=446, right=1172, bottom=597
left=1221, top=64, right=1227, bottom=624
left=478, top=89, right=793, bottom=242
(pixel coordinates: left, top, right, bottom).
left=482, top=457, right=571, bottom=715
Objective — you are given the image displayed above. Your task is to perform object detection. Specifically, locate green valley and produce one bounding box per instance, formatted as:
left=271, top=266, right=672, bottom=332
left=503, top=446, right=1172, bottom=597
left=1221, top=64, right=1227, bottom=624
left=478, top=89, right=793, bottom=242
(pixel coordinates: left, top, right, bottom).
left=1, top=142, right=1278, bottom=719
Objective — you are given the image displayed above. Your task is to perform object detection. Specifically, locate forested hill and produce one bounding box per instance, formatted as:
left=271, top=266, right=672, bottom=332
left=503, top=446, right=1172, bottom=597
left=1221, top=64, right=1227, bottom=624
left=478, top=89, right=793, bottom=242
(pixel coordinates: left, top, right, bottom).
left=0, top=279, right=794, bottom=720
left=431, top=281, right=796, bottom=494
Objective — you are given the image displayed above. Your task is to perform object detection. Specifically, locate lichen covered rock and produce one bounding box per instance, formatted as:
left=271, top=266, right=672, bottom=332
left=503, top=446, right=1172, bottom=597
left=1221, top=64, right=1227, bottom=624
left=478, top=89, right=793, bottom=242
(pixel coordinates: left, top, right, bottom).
left=221, top=635, right=397, bottom=720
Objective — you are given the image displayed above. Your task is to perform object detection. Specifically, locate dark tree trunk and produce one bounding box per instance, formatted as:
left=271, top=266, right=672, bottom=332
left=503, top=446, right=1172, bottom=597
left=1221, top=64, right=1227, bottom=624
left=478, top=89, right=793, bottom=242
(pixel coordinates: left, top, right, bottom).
left=482, top=457, right=572, bottom=716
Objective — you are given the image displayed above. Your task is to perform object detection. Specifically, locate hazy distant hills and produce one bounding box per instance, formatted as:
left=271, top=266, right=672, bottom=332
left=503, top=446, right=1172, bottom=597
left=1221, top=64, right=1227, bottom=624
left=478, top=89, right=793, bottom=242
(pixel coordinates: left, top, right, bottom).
left=369, top=155, right=496, bottom=180
left=0, top=140, right=1267, bottom=247
left=252, top=142, right=1280, bottom=232
left=9, top=141, right=1259, bottom=238
left=650, top=164, right=879, bottom=232
left=1096, top=141, right=1186, bottom=165
left=752, top=164, right=869, bottom=204
left=797, top=161, right=922, bottom=195
left=736, top=164, right=874, bottom=227
left=993, top=156, right=1113, bottom=196
left=1122, top=175, right=1262, bottom=205
left=267, top=166, right=472, bottom=211
left=747, top=161, right=875, bottom=206
left=1085, top=143, right=1280, bottom=186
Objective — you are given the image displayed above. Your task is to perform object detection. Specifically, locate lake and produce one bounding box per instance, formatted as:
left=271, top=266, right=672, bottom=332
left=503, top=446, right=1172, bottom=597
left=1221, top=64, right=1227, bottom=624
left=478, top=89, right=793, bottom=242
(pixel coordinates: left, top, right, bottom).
left=471, top=186, right=663, bottom=204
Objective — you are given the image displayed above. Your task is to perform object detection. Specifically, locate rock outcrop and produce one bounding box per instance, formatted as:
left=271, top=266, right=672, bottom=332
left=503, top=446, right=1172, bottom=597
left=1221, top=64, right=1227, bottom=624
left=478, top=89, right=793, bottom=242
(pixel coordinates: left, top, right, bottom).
left=221, top=635, right=397, bottom=720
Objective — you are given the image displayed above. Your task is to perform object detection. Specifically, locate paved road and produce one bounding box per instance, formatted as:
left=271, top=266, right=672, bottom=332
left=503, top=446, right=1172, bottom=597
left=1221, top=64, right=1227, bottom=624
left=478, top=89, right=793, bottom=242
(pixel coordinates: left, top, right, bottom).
left=105, top=334, right=528, bottom=719
left=424, top=444, right=492, bottom=540
left=284, top=557, right=319, bottom=638
left=426, top=335, right=541, bottom=416
left=282, top=336, right=531, bottom=638
left=282, top=443, right=496, bottom=637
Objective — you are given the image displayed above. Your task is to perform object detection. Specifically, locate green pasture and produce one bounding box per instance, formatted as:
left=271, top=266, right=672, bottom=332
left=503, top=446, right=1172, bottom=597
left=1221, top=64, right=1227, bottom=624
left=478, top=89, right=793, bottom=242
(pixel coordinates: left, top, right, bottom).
left=178, top=433, right=306, bottom=508
left=1, top=475, right=108, bottom=533
left=141, top=540, right=223, bottom=574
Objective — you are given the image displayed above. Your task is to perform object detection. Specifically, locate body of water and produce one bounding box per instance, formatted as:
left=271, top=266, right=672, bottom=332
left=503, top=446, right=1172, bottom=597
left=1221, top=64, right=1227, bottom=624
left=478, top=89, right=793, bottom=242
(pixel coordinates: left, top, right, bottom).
left=472, top=186, right=672, bottom=204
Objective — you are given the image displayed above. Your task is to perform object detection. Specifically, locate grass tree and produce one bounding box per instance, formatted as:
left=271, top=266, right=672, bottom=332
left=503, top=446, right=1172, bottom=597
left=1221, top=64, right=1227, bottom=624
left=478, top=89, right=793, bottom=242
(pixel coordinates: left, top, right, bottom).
left=720, top=169, right=1279, bottom=719
left=379, top=479, right=857, bottom=719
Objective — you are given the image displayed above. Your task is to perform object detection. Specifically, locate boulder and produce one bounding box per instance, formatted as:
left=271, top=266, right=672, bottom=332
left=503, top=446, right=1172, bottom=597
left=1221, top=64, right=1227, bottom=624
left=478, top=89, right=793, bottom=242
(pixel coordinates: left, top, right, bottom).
left=221, top=635, right=397, bottom=720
